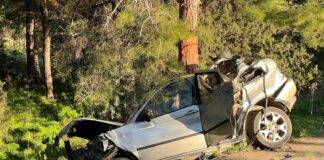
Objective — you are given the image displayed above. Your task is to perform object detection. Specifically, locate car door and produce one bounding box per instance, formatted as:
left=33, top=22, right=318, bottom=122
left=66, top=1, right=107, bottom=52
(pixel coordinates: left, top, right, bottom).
left=195, top=71, right=235, bottom=146
left=131, top=78, right=207, bottom=160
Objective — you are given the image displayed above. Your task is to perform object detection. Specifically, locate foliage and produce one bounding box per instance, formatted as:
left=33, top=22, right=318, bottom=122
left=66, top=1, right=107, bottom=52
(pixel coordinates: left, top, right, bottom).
left=0, top=5, right=4, bottom=23
left=291, top=97, right=324, bottom=137
left=68, top=0, right=319, bottom=122
left=58, top=1, right=191, bottom=121
left=0, top=0, right=323, bottom=158
left=198, top=1, right=318, bottom=88
left=0, top=27, right=27, bottom=85
left=0, top=89, right=79, bottom=159
left=237, top=0, right=324, bottom=49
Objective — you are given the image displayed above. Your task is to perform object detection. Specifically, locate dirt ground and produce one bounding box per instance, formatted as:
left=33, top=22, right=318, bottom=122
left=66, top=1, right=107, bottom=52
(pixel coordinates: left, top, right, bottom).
left=219, top=137, right=324, bottom=160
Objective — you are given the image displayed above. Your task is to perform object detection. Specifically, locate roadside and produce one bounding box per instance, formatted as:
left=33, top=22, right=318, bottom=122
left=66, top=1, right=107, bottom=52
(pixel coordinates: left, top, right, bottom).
left=217, top=136, right=324, bottom=160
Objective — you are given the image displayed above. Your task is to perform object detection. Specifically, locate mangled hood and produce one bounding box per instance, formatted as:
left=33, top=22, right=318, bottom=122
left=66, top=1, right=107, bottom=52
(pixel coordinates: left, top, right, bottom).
left=55, top=118, right=123, bottom=146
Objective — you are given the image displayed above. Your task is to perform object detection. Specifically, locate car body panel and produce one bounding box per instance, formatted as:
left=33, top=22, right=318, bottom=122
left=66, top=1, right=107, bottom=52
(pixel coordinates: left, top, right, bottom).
left=240, top=59, right=288, bottom=108
left=274, top=79, right=297, bottom=110
left=107, top=105, right=207, bottom=159
left=198, top=79, right=235, bottom=145
left=199, top=81, right=234, bottom=131
left=138, top=133, right=206, bottom=160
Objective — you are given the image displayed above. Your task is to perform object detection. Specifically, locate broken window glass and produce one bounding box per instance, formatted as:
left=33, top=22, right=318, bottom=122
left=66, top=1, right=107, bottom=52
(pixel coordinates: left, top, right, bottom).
left=144, top=77, right=196, bottom=119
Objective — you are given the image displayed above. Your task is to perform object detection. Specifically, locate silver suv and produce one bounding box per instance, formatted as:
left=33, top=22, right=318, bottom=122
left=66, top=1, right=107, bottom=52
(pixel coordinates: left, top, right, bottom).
left=56, top=53, right=297, bottom=160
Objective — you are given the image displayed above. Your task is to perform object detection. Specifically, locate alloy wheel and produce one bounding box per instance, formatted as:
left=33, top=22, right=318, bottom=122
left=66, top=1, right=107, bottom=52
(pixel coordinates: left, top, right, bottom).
left=258, top=112, right=287, bottom=142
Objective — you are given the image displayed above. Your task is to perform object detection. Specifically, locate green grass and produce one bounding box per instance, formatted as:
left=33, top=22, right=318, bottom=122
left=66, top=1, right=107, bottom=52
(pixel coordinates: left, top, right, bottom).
left=226, top=142, right=254, bottom=154
left=290, top=97, right=324, bottom=137
left=291, top=114, right=324, bottom=137
left=0, top=88, right=81, bottom=159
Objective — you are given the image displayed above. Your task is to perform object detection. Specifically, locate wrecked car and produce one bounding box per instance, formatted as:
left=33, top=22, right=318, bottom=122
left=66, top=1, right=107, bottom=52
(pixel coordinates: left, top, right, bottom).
left=55, top=51, right=297, bottom=160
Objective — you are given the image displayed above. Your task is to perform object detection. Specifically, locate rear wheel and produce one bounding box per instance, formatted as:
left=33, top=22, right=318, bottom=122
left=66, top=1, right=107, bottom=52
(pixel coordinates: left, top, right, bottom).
left=247, top=107, right=292, bottom=149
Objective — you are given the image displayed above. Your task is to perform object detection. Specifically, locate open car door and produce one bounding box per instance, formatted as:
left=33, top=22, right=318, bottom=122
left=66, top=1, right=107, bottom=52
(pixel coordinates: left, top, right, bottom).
left=195, top=70, right=235, bottom=146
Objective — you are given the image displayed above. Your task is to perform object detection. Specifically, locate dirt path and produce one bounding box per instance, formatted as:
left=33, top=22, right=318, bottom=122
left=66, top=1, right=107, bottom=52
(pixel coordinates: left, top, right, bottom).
left=219, top=137, right=324, bottom=160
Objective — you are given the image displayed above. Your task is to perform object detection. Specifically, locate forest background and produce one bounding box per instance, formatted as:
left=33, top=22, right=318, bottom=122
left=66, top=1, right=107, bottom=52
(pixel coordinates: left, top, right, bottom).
left=0, top=0, right=323, bottom=159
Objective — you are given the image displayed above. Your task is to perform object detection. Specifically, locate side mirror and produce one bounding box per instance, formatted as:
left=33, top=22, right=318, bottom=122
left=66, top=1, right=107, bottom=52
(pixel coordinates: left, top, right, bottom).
left=143, top=113, right=151, bottom=122
left=137, top=112, right=151, bottom=122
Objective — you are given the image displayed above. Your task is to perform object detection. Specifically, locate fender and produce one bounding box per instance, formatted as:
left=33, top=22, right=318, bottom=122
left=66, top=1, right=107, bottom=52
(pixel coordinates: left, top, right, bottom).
left=55, top=118, right=123, bottom=146
left=274, top=79, right=297, bottom=111
left=55, top=118, right=124, bottom=160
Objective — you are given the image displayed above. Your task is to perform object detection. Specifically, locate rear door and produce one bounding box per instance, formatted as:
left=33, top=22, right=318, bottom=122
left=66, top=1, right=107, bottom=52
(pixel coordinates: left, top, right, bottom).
left=132, top=77, right=207, bottom=160
left=195, top=71, right=235, bottom=145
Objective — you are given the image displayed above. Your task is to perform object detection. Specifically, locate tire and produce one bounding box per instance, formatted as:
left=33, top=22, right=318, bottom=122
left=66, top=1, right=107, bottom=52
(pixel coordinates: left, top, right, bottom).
left=247, top=107, right=292, bottom=149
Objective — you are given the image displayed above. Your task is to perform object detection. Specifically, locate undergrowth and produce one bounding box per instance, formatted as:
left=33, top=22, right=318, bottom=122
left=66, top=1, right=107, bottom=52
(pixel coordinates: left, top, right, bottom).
left=0, top=88, right=80, bottom=159
left=291, top=97, right=324, bottom=137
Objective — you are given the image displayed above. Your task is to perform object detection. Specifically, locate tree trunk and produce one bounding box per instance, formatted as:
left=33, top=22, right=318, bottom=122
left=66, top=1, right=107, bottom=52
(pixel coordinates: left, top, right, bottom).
left=26, top=0, right=40, bottom=85
left=180, top=0, right=200, bottom=30
left=179, top=0, right=200, bottom=74
left=40, top=1, right=54, bottom=100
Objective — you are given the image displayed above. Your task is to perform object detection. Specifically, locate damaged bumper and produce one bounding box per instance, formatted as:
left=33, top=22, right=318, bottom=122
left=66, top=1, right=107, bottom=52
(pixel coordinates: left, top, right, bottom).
left=55, top=118, right=123, bottom=160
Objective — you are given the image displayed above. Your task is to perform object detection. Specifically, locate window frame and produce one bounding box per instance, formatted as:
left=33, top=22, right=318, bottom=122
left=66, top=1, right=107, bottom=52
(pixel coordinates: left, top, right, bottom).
left=136, top=77, right=197, bottom=121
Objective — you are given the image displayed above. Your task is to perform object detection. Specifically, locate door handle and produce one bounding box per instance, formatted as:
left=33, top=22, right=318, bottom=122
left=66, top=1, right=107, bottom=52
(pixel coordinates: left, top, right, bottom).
left=184, top=110, right=199, bottom=116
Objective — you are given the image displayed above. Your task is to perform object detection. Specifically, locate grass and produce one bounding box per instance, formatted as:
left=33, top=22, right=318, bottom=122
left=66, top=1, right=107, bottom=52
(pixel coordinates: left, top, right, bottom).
left=0, top=88, right=81, bottom=159
left=225, top=142, right=254, bottom=155
left=290, top=97, right=324, bottom=138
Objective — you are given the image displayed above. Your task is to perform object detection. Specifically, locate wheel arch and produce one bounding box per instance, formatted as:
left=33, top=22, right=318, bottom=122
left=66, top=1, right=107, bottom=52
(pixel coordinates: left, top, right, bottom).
left=254, top=97, right=291, bottom=114
left=246, top=78, right=297, bottom=114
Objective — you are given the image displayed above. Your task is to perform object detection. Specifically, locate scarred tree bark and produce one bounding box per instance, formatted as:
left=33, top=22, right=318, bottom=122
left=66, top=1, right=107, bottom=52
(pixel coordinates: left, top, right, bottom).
left=178, top=0, right=200, bottom=74
left=26, top=0, right=40, bottom=84
left=40, top=1, right=54, bottom=100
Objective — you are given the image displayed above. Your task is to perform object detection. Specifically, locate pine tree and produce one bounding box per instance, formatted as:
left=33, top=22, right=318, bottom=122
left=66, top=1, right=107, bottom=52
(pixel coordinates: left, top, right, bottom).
left=26, top=0, right=40, bottom=85
left=40, top=0, right=54, bottom=100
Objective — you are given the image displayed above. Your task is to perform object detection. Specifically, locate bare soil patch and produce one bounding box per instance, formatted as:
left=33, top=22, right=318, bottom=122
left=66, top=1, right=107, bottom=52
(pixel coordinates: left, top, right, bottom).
left=219, top=137, right=324, bottom=160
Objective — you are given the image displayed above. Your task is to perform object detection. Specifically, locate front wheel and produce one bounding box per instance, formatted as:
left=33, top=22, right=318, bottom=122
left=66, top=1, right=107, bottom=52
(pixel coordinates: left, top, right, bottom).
left=247, top=107, right=292, bottom=149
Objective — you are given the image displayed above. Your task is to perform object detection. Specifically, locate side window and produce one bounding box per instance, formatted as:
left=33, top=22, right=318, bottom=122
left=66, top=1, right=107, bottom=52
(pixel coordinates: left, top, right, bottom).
left=144, top=78, right=195, bottom=119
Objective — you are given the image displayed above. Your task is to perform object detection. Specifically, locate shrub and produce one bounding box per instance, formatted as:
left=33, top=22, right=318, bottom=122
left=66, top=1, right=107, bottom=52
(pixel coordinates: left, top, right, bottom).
left=0, top=88, right=81, bottom=159
left=198, top=1, right=318, bottom=88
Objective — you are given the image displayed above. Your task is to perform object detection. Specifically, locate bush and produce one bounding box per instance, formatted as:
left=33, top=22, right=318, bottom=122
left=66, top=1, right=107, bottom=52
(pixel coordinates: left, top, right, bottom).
left=198, top=1, right=318, bottom=88
left=70, top=2, right=190, bottom=122
left=0, top=89, right=80, bottom=159
left=291, top=97, right=324, bottom=137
